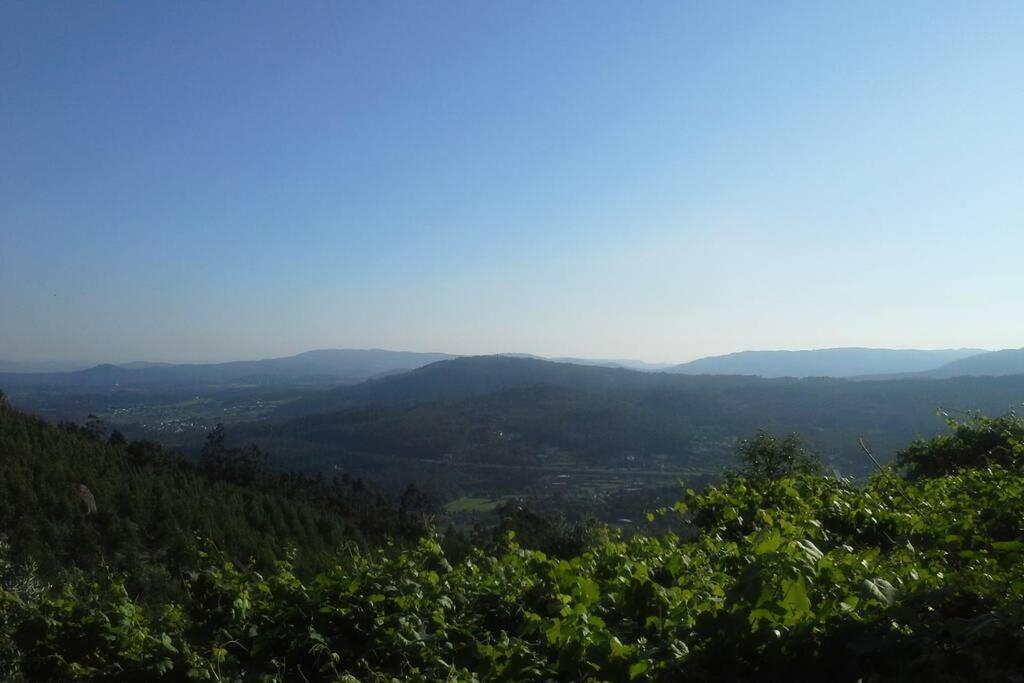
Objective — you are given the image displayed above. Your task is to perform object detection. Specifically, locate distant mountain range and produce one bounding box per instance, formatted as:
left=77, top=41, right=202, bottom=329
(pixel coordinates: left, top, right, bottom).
left=2, top=347, right=1023, bottom=392
left=253, top=355, right=1024, bottom=480
left=668, top=347, right=988, bottom=378
left=0, top=349, right=455, bottom=389
left=0, top=359, right=98, bottom=373
left=0, top=351, right=674, bottom=392
left=273, top=351, right=1024, bottom=421
left=915, top=348, right=1024, bottom=379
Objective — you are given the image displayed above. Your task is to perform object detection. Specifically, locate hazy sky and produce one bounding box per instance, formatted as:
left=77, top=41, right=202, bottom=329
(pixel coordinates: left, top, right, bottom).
left=2, top=2, right=1022, bottom=364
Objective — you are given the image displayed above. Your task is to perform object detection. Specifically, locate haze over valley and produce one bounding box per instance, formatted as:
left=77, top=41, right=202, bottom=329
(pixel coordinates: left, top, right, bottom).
left=5, top=345, right=1024, bottom=515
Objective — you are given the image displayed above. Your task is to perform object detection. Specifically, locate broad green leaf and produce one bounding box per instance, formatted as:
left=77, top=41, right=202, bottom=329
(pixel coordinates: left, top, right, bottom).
left=629, top=661, right=649, bottom=679
left=752, top=530, right=783, bottom=555
left=780, top=576, right=811, bottom=621
left=992, top=540, right=1024, bottom=552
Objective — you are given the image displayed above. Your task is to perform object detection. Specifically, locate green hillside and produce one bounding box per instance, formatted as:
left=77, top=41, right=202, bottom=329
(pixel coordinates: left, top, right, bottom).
left=3, top=408, right=1024, bottom=680
left=254, top=368, right=1024, bottom=479
left=0, top=392, right=413, bottom=596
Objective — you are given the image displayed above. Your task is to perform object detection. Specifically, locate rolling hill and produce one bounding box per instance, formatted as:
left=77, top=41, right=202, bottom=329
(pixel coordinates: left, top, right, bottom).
left=272, top=355, right=771, bottom=417
left=255, top=356, right=1024, bottom=486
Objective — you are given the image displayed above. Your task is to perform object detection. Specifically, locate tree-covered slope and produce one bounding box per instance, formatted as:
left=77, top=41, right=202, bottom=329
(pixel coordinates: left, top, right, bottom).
left=272, top=355, right=773, bottom=417
left=0, top=393, right=410, bottom=592
left=3, top=414, right=1024, bottom=681
left=256, top=373, right=1024, bottom=478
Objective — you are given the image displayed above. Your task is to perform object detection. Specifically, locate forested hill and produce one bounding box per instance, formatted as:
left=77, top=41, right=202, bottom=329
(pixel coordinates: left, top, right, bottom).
left=0, top=393, right=416, bottom=595
left=259, top=358, right=1024, bottom=479
left=274, top=355, right=771, bottom=417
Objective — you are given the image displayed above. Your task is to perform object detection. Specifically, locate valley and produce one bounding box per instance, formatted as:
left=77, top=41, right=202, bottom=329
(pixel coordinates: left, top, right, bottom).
left=6, top=349, right=1024, bottom=530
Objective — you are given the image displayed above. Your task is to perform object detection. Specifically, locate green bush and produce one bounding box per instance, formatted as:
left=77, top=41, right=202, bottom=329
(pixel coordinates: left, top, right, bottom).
left=4, top=414, right=1024, bottom=680
left=897, top=412, right=1024, bottom=478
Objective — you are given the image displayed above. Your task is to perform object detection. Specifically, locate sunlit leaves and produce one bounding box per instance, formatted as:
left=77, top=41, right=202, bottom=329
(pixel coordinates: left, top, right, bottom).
left=7, top=414, right=1024, bottom=680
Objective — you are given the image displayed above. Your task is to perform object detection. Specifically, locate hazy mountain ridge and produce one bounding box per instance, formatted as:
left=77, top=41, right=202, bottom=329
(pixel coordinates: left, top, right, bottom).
left=669, top=347, right=987, bottom=378
left=0, top=359, right=98, bottom=373
left=500, top=354, right=672, bottom=372
left=4, top=347, right=1021, bottom=397
left=0, top=349, right=456, bottom=389
left=0, top=350, right=676, bottom=390
left=915, top=348, right=1024, bottom=379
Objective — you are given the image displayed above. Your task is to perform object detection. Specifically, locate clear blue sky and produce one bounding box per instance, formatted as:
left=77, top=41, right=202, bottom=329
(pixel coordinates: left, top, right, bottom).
left=2, top=1, right=1022, bottom=363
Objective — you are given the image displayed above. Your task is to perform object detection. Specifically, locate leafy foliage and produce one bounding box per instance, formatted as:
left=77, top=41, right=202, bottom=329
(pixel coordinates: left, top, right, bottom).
left=896, top=411, right=1024, bottom=478
left=3, top=412, right=1024, bottom=680
left=0, top=536, right=45, bottom=682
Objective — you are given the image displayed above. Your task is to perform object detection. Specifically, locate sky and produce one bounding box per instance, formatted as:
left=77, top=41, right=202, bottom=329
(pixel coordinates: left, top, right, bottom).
left=1, top=1, right=1023, bottom=364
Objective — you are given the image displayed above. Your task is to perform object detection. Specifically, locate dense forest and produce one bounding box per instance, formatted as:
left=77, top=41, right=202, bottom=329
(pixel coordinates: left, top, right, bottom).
left=0, top=391, right=423, bottom=598
left=3, top=385, right=1024, bottom=680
